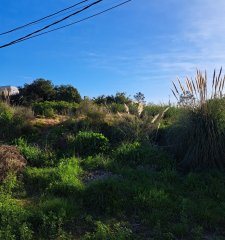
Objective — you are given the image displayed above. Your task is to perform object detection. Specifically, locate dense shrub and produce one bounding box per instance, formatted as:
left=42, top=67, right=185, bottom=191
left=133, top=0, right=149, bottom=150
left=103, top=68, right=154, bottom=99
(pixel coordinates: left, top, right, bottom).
left=84, top=221, right=132, bottom=240
left=163, top=106, right=182, bottom=121
left=83, top=178, right=130, bottom=215
left=47, top=157, right=83, bottom=198
left=144, top=104, right=167, bottom=117
left=47, top=118, right=122, bottom=151
left=26, top=201, right=71, bottom=240
left=0, top=195, right=33, bottom=239
left=112, top=115, right=156, bottom=143
left=33, top=101, right=78, bottom=117
left=167, top=99, right=225, bottom=171
left=113, top=142, right=143, bottom=166
left=113, top=142, right=174, bottom=169
left=23, top=167, right=60, bottom=195
left=108, top=103, right=126, bottom=113
left=58, top=157, right=83, bottom=187
left=77, top=100, right=107, bottom=123
left=80, top=154, right=112, bottom=171
left=0, top=102, right=33, bottom=140
left=16, top=138, right=56, bottom=167
left=73, top=131, right=109, bottom=157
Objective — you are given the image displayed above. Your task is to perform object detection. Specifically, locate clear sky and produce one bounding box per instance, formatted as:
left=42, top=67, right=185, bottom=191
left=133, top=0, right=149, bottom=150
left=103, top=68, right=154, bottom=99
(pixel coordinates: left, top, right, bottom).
left=0, top=0, right=225, bottom=103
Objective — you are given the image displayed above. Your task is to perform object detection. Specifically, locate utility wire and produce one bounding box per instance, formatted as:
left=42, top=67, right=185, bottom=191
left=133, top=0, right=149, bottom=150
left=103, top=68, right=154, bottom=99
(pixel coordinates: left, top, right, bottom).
left=0, top=0, right=132, bottom=49
left=0, top=0, right=102, bottom=49
left=0, top=0, right=90, bottom=36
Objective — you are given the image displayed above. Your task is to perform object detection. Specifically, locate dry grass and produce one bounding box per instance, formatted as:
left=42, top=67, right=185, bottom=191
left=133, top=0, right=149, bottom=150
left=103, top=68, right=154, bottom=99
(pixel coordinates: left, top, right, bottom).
left=0, top=145, right=26, bottom=181
left=31, top=115, right=69, bottom=126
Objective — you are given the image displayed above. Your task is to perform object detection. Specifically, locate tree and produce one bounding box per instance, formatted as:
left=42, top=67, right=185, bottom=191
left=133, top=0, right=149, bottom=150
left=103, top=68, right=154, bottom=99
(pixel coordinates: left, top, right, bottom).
left=54, top=85, right=81, bottom=103
left=94, top=92, right=131, bottom=105
left=114, top=92, right=131, bottom=104
left=134, top=92, right=145, bottom=104
left=19, top=79, right=55, bottom=105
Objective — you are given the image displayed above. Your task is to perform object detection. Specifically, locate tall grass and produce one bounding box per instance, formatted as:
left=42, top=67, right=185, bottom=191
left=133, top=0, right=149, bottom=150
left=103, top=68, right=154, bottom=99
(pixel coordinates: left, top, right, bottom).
left=172, top=68, right=225, bottom=106
left=169, top=69, right=225, bottom=171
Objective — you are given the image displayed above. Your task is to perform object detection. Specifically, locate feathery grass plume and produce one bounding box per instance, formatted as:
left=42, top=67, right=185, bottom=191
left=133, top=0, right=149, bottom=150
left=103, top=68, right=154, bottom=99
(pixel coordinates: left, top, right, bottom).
left=172, top=81, right=179, bottom=95
left=171, top=89, right=178, bottom=101
left=151, top=114, right=160, bottom=124
left=177, top=77, right=185, bottom=95
left=192, top=79, right=197, bottom=96
left=172, top=68, right=225, bottom=107
left=124, top=103, right=130, bottom=114
left=169, top=68, right=225, bottom=171
left=137, top=103, right=144, bottom=117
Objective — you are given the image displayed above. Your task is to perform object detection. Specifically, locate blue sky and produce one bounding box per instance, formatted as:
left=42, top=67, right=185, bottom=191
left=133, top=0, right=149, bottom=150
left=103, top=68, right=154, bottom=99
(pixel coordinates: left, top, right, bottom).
left=0, top=0, right=225, bottom=103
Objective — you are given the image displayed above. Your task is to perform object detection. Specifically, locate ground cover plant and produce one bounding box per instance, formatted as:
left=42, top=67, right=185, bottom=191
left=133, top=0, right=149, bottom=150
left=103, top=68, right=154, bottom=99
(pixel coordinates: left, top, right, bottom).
left=0, top=73, right=225, bottom=239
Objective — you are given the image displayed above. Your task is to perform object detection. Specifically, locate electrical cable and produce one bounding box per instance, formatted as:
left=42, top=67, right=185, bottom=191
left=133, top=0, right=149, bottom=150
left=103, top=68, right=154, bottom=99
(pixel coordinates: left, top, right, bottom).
left=0, top=0, right=102, bottom=48
left=0, top=0, right=90, bottom=36
left=0, top=0, right=132, bottom=49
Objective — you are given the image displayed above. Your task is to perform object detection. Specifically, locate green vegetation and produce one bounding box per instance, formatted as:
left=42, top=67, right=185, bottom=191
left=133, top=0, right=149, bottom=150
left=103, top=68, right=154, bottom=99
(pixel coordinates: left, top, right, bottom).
left=1, top=75, right=225, bottom=239
left=33, top=101, right=78, bottom=117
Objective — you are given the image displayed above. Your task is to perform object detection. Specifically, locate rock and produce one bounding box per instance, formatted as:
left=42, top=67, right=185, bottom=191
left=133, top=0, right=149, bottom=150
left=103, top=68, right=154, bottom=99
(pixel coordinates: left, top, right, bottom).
left=82, top=170, right=121, bottom=184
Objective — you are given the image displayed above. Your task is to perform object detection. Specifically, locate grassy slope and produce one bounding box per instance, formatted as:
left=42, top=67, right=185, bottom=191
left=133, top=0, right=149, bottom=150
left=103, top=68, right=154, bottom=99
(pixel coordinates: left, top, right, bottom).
left=1, top=104, right=225, bottom=239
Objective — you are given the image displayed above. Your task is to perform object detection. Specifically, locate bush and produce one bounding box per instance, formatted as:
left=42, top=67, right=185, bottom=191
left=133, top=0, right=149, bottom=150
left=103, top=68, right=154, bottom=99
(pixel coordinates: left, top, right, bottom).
left=48, top=157, right=83, bottom=198
left=144, top=104, right=167, bottom=117
left=23, top=167, right=60, bottom=195
left=0, top=172, right=25, bottom=197
left=81, top=154, right=112, bottom=171
left=73, top=131, right=109, bottom=157
left=83, top=178, right=130, bottom=215
left=84, top=221, right=132, bottom=240
left=13, top=106, right=34, bottom=122
left=0, top=194, right=33, bottom=239
left=0, top=101, right=13, bottom=122
left=77, top=100, right=106, bottom=122
left=113, top=142, right=174, bottom=169
left=58, top=157, right=83, bottom=187
left=112, top=115, right=156, bottom=143
left=113, top=142, right=143, bottom=166
left=23, top=158, right=82, bottom=196
left=29, top=197, right=77, bottom=239
left=16, top=138, right=56, bottom=167
left=0, top=102, right=33, bottom=141
left=108, top=103, right=126, bottom=113
left=33, top=101, right=78, bottom=117
left=167, top=99, right=225, bottom=171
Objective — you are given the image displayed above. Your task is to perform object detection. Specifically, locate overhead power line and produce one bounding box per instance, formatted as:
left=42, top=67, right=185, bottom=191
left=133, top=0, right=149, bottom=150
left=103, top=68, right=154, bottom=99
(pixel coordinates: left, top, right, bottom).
left=0, top=0, right=102, bottom=49
left=0, top=0, right=132, bottom=49
left=0, top=0, right=90, bottom=36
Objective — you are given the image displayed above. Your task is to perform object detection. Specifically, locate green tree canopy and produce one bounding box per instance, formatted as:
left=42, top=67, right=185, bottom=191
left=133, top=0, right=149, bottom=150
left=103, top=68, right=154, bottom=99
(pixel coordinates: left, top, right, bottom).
left=134, top=92, right=145, bottom=104
left=54, top=85, right=81, bottom=103
left=19, top=79, right=55, bottom=105
left=93, top=92, right=131, bottom=105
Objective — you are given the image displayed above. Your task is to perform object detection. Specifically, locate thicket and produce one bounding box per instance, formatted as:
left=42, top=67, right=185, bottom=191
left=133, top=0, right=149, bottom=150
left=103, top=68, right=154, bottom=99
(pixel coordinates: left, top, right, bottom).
left=32, top=101, right=78, bottom=117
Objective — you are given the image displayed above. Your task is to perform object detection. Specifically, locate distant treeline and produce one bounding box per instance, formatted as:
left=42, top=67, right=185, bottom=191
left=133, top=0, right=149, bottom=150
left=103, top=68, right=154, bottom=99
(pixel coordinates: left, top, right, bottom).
left=11, top=78, right=82, bottom=106
left=11, top=78, right=146, bottom=106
